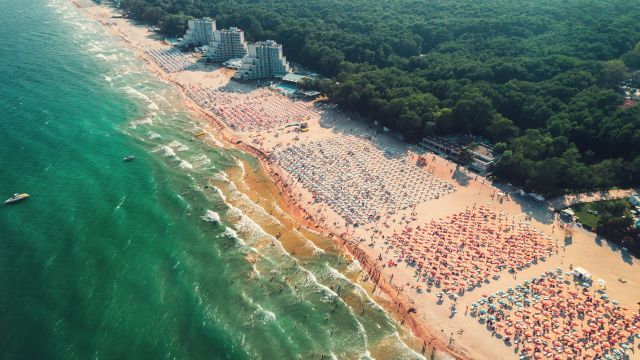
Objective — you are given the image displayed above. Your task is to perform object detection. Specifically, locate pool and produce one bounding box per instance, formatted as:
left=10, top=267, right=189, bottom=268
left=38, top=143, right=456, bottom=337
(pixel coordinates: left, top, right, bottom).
left=275, top=82, right=298, bottom=95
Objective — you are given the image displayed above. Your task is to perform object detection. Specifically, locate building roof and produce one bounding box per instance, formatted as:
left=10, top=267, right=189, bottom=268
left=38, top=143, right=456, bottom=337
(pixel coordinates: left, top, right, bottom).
left=468, top=144, right=497, bottom=162
left=282, top=73, right=310, bottom=84
left=299, top=90, right=321, bottom=97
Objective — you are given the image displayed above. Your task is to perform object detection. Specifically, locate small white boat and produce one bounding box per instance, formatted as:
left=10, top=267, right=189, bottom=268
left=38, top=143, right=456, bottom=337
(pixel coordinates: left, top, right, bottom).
left=5, top=193, right=29, bottom=205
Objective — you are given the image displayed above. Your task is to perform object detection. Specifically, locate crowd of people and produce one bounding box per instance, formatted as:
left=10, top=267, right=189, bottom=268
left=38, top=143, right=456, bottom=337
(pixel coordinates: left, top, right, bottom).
left=473, top=269, right=640, bottom=359
left=185, top=86, right=318, bottom=131
left=384, top=206, right=554, bottom=295
left=146, top=47, right=196, bottom=73
left=271, top=135, right=455, bottom=226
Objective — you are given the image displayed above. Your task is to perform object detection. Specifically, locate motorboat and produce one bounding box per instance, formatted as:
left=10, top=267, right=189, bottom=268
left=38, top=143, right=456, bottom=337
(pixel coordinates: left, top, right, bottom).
left=5, top=193, right=29, bottom=205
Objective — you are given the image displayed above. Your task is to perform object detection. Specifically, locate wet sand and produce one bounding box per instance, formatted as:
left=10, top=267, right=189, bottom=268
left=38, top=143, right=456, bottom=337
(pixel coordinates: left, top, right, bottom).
left=75, top=3, right=640, bottom=359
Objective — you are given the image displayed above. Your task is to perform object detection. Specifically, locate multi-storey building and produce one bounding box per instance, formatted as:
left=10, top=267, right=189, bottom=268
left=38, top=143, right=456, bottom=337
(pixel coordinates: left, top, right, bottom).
left=180, top=18, right=216, bottom=48
left=205, top=27, right=248, bottom=63
left=234, top=40, right=290, bottom=80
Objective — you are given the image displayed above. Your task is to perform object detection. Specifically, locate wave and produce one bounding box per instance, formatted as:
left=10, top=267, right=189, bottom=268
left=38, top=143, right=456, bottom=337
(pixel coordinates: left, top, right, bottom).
left=153, top=145, right=175, bottom=157
left=252, top=304, right=277, bottom=325
left=211, top=186, right=227, bottom=202
left=121, top=85, right=151, bottom=102
left=202, top=210, right=221, bottom=224
left=148, top=132, right=161, bottom=140
left=167, top=140, right=189, bottom=152
left=95, top=53, right=118, bottom=62
left=129, top=116, right=153, bottom=129
left=114, top=195, right=126, bottom=210
left=178, top=160, right=193, bottom=169
left=189, top=154, right=211, bottom=169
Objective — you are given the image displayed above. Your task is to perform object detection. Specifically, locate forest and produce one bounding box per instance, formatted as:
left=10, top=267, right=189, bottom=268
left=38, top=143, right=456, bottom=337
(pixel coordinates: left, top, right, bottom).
left=118, top=0, right=640, bottom=195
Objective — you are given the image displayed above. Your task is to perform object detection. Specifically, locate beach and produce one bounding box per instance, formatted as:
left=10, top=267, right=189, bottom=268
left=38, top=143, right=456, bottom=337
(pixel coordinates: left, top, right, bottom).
left=74, top=2, right=640, bottom=359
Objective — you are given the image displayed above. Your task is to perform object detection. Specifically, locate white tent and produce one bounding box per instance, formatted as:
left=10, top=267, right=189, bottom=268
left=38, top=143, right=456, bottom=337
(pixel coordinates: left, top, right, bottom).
left=574, top=267, right=592, bottom=280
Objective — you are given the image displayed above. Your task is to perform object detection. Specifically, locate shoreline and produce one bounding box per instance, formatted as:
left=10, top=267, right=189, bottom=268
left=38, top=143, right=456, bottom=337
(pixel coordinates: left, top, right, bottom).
left=73, top=2, right=457, bottom=357
left=72, top=2, right=640, bottom=360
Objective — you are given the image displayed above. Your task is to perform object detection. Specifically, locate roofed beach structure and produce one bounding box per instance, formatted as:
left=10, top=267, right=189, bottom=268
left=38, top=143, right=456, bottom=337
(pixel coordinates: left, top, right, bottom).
left=205, top=27, right=248, bottom=63
left=180, top=18, right=216, bottom=48
left=234, top=40, right=290, bottom=80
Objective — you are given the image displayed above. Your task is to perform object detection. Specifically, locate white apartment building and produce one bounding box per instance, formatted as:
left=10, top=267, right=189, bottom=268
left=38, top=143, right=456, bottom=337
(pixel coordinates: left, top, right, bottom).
left=234, top=40, right=290, bottom=80
left=180, top=18, right=216, bottom=48
left=205, top=27, right=248, bottom=63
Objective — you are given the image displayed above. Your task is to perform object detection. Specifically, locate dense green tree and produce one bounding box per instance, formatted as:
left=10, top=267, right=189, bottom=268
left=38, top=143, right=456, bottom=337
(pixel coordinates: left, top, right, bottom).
left=118, top=0, right=640, bottom=195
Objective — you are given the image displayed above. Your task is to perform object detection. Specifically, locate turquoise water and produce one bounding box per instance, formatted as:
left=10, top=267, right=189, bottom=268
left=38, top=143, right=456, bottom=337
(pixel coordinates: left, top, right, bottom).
left=276, top=82, right=299, bottom=95
left=0, top=1, right=422, bottom=359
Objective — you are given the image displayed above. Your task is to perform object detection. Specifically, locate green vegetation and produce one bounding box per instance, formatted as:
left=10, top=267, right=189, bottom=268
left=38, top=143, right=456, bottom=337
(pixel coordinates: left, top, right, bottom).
left=571, top=199, right=639, bottom=255
left=119, top=0, right=640, bottom=195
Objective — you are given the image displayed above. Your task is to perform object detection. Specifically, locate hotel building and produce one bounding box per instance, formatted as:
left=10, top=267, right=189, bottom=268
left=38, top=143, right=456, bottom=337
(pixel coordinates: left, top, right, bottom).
left=180, top=18, right=216, bottom=48
left=234, top=40, right=290, bottom=80
left=205, top=27, right=248, bottom=63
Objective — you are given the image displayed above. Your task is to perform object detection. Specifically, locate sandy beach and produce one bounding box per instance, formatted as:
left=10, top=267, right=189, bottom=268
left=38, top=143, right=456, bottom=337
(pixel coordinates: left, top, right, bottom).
left=75, top=2, right=640, bottom=359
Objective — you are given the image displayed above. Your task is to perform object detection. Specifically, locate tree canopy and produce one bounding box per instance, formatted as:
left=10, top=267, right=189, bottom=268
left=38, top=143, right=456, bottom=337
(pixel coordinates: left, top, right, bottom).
left=119, top=0, right=640, bottom=195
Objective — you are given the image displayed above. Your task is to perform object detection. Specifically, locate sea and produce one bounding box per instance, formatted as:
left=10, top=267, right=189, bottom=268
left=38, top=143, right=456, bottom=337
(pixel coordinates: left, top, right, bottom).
left=0, top=0, right=424, bottom=359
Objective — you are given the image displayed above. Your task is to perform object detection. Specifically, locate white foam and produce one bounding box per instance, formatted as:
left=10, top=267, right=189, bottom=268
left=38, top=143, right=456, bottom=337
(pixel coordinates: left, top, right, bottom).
left=254, top=305, right=276, bottom=325
left=236, top=159, right=245, bottom=177
left=153, top=145, right=175, bottom=157
left=95, top=53, right=118, bottom=62
left=147, top=102, right=159, bottom=110
left=223, top=226, right=238, bottom=239
left=121, top=86, right=151, bottom=102
left=209, top=135, right=225, bottom=148
left=129, top=117, right=153, bottom=129
left=115, top=195, right=126, bottom=210
left=212, top=186, right=227, bottom=202
left=148, top=132, right=161, bottom=140
left=178, top=160, right=193, bottom=170
left=167, top=140, right=189, bottom=152
left=212, top=171, right=230, bottom=183
left=202, top=210, right=221, bottom=224
left=189, top=154, right=211, bottom=168
left=222, top=226, right=245, bottom=246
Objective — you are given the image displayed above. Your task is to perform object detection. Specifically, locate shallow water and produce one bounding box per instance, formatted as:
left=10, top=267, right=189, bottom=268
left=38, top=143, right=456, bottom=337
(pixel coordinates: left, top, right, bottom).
left=0, top=0, right=422, bottom=359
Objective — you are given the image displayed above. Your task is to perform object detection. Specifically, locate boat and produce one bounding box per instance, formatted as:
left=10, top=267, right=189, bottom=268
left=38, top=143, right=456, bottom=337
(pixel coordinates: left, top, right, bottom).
left=5, top=193, right=29, bottom=205
left=123, top=155, right=135, bottom=161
